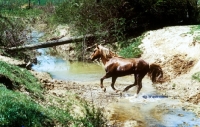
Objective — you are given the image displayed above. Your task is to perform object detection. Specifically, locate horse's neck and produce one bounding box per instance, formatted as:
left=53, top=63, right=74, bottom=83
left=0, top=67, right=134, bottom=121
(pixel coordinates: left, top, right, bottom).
left=100, top=49, right=116, bottom=65
left=110, top=51, right=118, bottom=57
left=100, top=55, right=110, bottom=65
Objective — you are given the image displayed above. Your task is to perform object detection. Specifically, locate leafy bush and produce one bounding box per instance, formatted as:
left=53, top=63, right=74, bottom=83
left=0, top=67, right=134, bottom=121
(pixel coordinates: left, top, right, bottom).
left=119, top=37, right=143, bottom=58
left=77, top=100, right=106, bottom=127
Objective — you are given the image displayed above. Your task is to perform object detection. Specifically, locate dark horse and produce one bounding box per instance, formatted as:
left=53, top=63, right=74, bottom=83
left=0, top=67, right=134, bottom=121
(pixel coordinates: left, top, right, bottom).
left=90, top=44, right=163, bottom=97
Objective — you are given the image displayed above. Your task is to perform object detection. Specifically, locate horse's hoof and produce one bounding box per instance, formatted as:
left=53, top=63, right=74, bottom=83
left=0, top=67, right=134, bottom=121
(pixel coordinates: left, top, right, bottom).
left=115, top=90, right=120, bottom=93
left=102, top=87, right=106, bottom=92
left=119, top=92, right=123, bottom=97
left=133, top=94, right=138, bottom=98
left=115, top=90, right=122, bottom=97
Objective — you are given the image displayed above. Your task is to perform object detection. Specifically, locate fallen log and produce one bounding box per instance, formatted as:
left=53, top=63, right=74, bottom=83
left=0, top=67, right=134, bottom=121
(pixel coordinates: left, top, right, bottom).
left=6, top=34, right=96, bottom=51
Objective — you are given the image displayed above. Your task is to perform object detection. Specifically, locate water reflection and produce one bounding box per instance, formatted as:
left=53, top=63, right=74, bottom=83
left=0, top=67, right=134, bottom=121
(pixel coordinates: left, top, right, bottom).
left=49, top=61, right=104, bottom=82
left=119, top=93, right=200, bottom=126
left=32, top=49, right=104, bottom=82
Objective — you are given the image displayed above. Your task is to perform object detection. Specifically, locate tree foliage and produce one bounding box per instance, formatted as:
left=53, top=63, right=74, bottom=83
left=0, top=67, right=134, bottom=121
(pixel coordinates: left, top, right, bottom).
left=55, top=0, right=199, bottom=43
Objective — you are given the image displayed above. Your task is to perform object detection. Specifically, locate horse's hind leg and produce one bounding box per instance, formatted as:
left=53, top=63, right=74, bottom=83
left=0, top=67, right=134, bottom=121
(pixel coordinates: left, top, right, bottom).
left=123, top=83, right=137, bottom=92
left=123, top=74, right=137, bottom=92
left=135, top=73, right=146, bottom=97
left=111, top=77, right=120, bottom=93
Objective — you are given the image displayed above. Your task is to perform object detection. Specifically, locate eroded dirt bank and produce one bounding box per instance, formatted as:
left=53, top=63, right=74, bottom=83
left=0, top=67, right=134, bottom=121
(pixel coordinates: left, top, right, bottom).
left=140, top=26, right=200, bottom=105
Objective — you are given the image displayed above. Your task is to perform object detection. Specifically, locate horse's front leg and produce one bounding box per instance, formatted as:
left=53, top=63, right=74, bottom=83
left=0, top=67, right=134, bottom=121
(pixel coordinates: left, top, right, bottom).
left=100, top=73, right=111, bottom=92
left=100, top=77, right=106, bottom=92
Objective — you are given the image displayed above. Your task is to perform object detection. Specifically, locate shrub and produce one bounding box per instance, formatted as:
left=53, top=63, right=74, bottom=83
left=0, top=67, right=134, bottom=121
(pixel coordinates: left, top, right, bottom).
left=119, top=37, right=143, bottom=58
left=77, top=100, right=106, bottom=127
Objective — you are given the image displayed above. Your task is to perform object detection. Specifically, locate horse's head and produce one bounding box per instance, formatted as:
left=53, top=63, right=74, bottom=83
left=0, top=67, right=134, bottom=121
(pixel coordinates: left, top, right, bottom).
left=90, top=44, right=101, bottom=61
left=90, top=44, right=117, bottom=61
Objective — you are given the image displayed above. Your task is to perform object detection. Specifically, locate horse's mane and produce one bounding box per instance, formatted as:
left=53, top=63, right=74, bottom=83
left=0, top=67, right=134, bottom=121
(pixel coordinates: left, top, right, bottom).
left=98, top=45, right=118, bottom=59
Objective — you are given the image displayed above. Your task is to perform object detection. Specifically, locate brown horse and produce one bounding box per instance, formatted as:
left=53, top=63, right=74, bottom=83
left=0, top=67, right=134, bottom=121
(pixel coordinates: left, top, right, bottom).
left=90, top=44, right=163, bottom=97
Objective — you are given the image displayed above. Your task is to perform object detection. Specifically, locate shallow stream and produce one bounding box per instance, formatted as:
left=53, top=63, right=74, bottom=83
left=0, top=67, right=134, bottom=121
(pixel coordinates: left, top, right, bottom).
left=31, top=31, right=200, bottom=127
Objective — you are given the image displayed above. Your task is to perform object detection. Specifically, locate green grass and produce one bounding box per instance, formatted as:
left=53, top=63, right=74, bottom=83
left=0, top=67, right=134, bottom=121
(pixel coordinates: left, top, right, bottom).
left=192, top=72, right=200, bottom=82
left=0, top=0, right=65, bottom=6
left=0, top=0, right=58, bottom=19
left=0, top=87, right=53, bottom=127
left=190, top=25, right=200, bottom=43
left=0, top=61, right=42, bottom=97
left=1, top=8, right=43, bottom=17
left=0, top=61, right=106, bottom=126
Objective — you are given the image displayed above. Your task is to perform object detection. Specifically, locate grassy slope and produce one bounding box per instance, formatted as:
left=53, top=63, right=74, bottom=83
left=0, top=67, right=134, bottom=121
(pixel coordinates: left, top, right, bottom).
left=0, top=61, right=105, bottom=126
left=0, top=61, right=53, bottom=126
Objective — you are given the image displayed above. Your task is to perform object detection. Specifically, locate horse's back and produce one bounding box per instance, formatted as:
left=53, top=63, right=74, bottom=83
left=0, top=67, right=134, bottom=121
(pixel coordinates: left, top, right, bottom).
left=128, top=58, right=149, bottom=71
left=116, top=57, right=149, bottom=66
left=105, top=57, right=149, bottom=74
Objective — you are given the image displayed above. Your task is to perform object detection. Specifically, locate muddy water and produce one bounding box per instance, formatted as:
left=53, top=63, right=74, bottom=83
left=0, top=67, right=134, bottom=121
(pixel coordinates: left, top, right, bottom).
left=106, top=75, right=200, bottom=126
left=31, top=31, right=200, bottom=127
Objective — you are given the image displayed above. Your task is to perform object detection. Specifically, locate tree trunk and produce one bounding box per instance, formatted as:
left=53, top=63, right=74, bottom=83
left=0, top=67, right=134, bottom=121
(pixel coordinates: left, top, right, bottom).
left=28, top=0, right=31, bottom=9
left=6, top=34, right=96, bottom=51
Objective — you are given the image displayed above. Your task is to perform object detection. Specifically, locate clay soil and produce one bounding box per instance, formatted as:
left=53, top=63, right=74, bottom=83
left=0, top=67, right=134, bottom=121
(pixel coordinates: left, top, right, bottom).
left=140, top=26, right=200, bottom=105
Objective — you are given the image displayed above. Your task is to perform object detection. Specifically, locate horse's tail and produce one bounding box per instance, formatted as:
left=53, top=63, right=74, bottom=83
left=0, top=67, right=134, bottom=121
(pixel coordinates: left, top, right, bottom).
left=148, top=63, right=163, bottom=83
